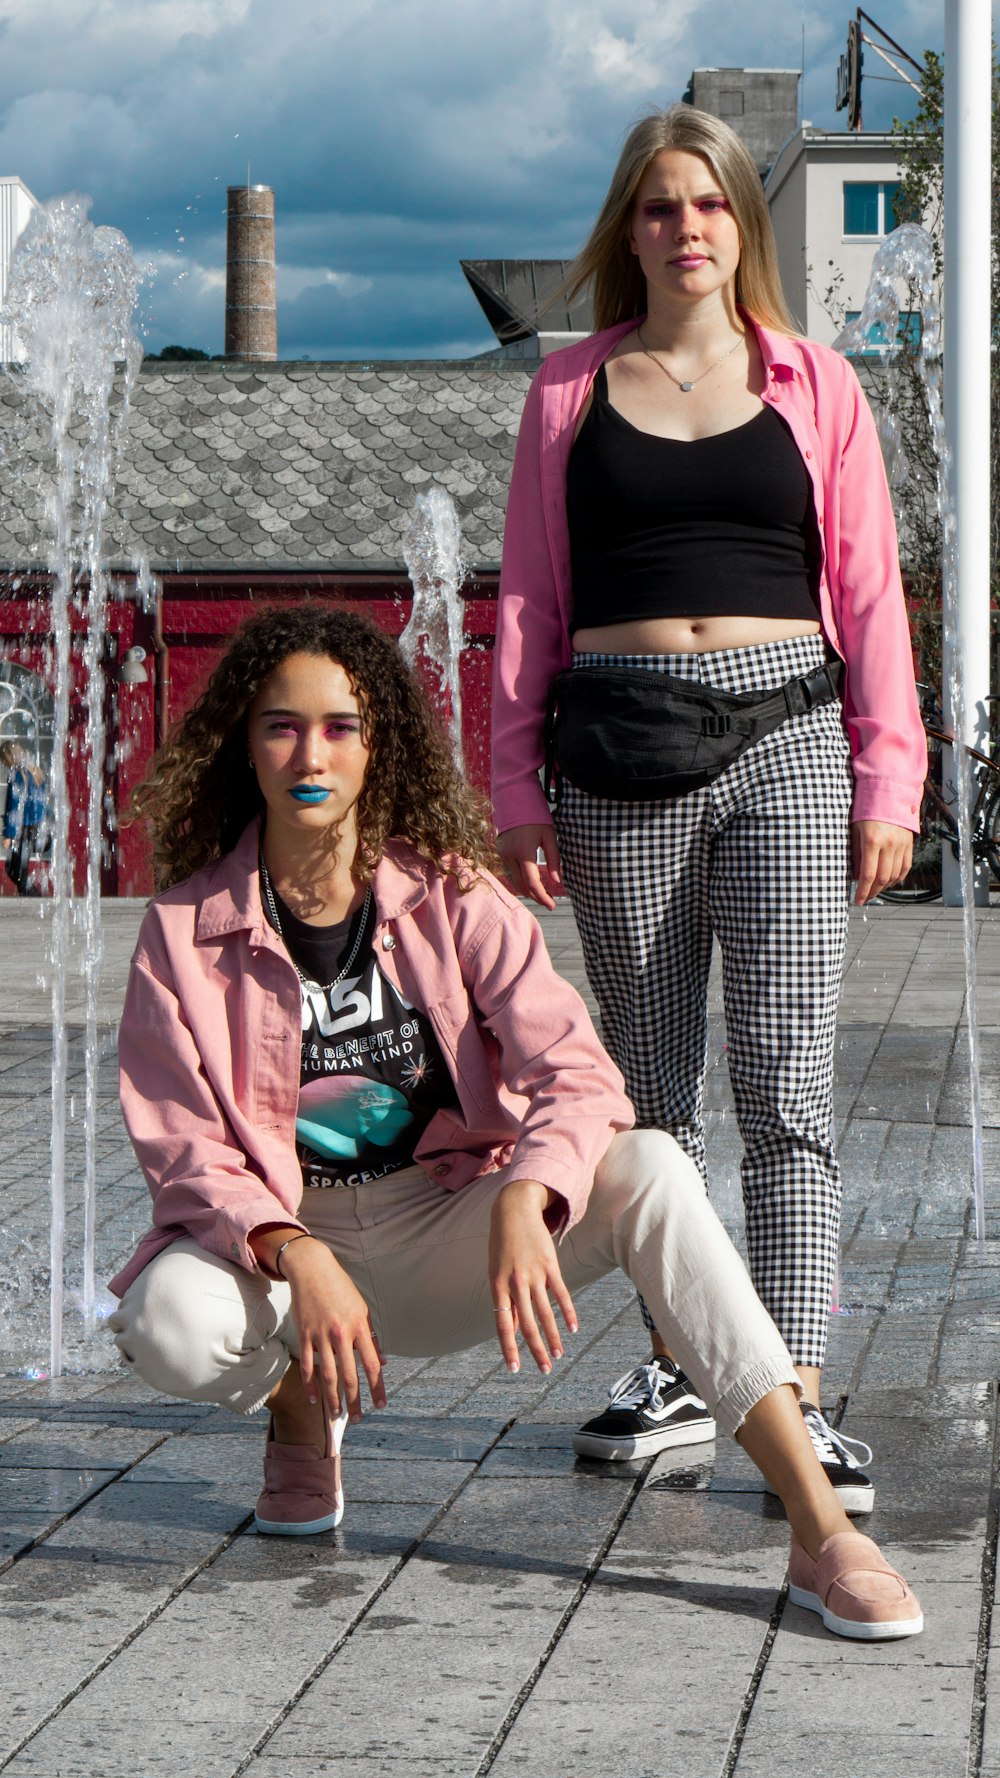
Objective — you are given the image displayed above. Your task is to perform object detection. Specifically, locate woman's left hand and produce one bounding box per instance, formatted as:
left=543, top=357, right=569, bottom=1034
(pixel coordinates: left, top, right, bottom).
left=488, top=1178, right=578, bottom=1374
left=851, top=820, right=914, bottom=905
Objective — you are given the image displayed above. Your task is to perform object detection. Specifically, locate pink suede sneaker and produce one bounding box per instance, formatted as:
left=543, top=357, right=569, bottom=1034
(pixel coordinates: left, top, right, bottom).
left=788, top=1532, right=923, bottom=1639
left=254, top=1400, right=350, bottom=1536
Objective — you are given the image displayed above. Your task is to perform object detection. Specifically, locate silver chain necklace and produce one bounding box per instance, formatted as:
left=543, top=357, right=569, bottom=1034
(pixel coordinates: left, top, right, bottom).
left=260, top=852, right=373, bottom=995
left=636, top=323, right=745, bottom=393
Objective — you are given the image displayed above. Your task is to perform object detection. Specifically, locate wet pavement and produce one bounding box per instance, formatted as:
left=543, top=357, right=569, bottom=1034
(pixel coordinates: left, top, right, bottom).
left=1, top=894, right=999, bottom=1777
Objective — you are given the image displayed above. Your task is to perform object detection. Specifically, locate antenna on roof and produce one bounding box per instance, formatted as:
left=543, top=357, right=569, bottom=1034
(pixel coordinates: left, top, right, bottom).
left=835, top=8, right=926, bottom=131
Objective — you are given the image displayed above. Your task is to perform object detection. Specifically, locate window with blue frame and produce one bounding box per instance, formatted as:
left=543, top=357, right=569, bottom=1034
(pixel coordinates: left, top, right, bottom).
left=843, top=310, right=922, bottom=355
left=843, top=181, right=905, bottom=236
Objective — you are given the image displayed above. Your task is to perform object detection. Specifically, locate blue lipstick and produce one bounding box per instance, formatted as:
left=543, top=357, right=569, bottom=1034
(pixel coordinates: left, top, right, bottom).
left=290, top=785, right=330, bottom=803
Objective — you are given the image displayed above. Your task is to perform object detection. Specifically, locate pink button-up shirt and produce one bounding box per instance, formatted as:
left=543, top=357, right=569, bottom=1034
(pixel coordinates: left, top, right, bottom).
left=491, top=316, right=926, bottom=836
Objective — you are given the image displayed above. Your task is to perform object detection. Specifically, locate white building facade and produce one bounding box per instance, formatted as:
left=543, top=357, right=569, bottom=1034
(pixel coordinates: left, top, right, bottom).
left=0, top=176, right=39, bottom=362
left=765, top=130, right=908, bottom=346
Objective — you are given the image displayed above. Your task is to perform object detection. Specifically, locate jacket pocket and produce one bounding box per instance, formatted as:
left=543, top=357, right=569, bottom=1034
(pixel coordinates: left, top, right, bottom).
left=427, top=990, right=498, bottom=1115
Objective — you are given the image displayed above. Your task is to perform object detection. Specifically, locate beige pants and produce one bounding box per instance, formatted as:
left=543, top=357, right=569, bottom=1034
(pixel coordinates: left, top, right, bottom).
left=109, top=1129, right=798, bottom=1438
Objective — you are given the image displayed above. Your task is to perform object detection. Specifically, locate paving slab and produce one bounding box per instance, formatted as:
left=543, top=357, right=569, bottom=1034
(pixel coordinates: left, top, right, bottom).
left=253, top=1474, right=637, bottom=1778
left=0, top=1520, right=438, bottom=1778
left=489, top=1489, right=791, bottom=1778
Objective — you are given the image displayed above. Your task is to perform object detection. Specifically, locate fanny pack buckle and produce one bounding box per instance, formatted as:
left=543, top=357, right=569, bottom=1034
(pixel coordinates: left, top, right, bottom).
left=702, top=713, right=733, bottom=737
left=785, top=662, right=839, bottom=717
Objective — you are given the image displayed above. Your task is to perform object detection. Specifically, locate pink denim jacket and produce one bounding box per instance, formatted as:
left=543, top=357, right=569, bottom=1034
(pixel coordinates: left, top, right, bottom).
left=111, top=821, right=633, bottom=1297
left=491, top=317, right=926, bottom=836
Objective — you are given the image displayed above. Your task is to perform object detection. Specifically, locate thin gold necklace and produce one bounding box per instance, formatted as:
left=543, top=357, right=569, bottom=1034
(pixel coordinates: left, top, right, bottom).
left=636, top=324, right=745, bottom=393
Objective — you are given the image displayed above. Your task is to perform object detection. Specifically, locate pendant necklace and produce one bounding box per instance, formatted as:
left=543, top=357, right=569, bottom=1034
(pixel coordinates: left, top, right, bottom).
left=636, top=324, right=745, bottom=393
left=260, top=851, right=373, bottom=995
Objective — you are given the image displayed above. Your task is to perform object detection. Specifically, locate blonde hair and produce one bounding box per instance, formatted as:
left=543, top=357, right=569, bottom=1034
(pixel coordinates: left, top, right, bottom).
left=562, top=106, right=797, bottom=335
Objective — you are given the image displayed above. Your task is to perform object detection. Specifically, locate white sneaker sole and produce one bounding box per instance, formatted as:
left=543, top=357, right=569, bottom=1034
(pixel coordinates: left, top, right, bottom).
left=835, top=1480, right=875, bottom=1514
left=255, top=1489, right=345, bottom=1536
left=788, top=1581, right=923, bottom=1640
left=572, top=1418, right=717, bottom=1460
left=766, top=1476, right=874, bottom=1515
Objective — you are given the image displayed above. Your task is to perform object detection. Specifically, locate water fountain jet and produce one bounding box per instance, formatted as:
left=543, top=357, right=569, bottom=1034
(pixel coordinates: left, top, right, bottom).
left=400, top=487, right=467, bottom=769
left=0, top=194, right=142, bottom=1372
left=834, top=220, right=987, bottom=1242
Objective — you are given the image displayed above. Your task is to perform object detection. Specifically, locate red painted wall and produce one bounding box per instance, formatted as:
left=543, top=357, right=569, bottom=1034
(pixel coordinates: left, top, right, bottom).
left=1, top=573, right=498, bottom=897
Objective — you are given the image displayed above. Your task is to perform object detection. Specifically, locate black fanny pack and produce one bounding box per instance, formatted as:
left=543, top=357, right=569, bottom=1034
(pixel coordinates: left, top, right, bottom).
left=546, top=659, right=843, bottom=802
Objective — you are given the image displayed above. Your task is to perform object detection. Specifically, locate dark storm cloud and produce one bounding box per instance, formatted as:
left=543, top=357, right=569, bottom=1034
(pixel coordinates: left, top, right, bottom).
left=0, top=0, right=969, bottom=359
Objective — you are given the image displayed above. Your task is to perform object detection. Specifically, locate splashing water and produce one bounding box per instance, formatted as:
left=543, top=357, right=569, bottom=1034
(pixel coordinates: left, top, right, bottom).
left=1, top=195, right=143, bottom=1371
left=400, top=488, right=466, bottom=768
left=835, top=222, right=986, bottom=1241
left=834, top=225, right=942, bottom=490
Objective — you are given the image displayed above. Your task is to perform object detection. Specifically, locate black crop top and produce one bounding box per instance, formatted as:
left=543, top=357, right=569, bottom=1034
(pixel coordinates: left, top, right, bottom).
left=567, top=363, right=821, bottom=631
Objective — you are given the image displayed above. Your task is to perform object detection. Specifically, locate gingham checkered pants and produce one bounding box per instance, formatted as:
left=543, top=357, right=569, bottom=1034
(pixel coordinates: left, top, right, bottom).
left=554, top=634, right=853, bottom=1371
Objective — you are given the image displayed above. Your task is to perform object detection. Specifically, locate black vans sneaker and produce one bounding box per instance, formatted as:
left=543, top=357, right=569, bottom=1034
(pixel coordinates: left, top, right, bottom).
left=798, top=1401, right=875, bottom=1513
left=572, top=1355, right=717, bottom=1460
left=764, top=1400, right=875, bottom=1513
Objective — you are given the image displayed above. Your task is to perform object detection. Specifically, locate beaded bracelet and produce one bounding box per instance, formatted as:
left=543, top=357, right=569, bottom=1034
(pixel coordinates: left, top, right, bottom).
left=274, top=1232, right=315, bottom=1279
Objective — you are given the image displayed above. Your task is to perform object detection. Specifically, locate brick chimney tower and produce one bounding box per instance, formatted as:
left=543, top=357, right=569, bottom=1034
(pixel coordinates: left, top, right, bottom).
left=224, top=184, right=277, bottom=361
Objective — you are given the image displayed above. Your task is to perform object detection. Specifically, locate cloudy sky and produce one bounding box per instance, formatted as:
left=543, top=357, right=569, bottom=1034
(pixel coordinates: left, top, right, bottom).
left=0, top=0, right=985, bottom=360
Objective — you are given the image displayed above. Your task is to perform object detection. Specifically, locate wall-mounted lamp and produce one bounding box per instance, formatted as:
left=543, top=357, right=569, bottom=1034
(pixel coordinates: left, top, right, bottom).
left=119, top=645, right=149, bottom=686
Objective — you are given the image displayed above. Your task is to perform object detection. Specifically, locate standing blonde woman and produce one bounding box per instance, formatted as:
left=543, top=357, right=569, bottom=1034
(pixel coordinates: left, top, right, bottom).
left=492, top=107, right=925, bottom=1504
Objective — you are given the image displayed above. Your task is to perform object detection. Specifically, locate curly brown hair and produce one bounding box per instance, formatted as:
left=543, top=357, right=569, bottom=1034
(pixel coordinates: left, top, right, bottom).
left=131, top=603, right=499, bottom=888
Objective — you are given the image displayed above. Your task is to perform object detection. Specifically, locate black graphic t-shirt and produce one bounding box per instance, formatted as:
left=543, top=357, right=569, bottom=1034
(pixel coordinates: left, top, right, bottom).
left=261, top=873, right=458, bottom=1189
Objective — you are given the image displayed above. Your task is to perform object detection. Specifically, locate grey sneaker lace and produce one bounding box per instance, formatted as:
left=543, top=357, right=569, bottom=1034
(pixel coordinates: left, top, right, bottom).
left=802, top=1405, right=873, bottom=1472
left=606, top=1361, right=677, bottom=1413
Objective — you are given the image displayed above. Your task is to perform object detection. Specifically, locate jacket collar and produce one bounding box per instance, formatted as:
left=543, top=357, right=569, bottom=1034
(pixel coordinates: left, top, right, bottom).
left=193, top=820, right=434, bottom=942
left=746, top=312, right=806, bottom=384
left=195, top=820, right=267, bottom=942
left=370, top=843, right=436, bottom=922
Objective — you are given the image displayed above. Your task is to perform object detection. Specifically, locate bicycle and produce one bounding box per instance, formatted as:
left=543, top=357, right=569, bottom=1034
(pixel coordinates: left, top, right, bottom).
left=880, top=684, right=1000, bottom=904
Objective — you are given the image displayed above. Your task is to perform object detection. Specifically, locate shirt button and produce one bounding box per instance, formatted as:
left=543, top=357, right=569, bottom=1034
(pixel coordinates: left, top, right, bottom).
left=434, top=1163, right=449, bottom=1177
left=382, top=934, right=395, bottom=950
left=230, top=1241, right=240, bottom=1258
left=805, top=449, right=812, bottom=459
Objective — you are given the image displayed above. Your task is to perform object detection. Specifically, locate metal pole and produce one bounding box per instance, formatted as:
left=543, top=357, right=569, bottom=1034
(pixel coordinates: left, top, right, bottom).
left=942, top=0, right=992, bottom=905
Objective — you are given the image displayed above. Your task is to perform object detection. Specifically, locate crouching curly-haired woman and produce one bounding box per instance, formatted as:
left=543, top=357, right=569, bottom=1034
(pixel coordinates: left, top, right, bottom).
left=108, top=603, right=921, bottom=1642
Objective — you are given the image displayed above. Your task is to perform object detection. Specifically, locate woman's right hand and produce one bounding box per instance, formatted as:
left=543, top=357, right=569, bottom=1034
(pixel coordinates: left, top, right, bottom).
left=498, top=824, right=565, bottom=910
left=280, top=1236, right=386, bottom=1424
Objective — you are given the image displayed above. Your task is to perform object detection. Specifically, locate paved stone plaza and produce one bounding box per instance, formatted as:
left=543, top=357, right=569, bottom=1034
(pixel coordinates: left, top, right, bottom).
left=1, top=894, right=999, bottom=1777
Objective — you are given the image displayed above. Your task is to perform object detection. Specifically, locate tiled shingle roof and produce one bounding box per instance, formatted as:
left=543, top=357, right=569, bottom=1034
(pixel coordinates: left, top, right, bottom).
left=0, top=357, right=534, bottom=574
